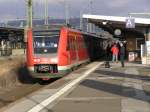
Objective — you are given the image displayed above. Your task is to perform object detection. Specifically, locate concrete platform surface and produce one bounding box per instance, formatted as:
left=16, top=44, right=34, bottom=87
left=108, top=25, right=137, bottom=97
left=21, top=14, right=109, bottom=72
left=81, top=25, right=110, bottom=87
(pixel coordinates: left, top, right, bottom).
left=1, top=62, right=150, bottom=112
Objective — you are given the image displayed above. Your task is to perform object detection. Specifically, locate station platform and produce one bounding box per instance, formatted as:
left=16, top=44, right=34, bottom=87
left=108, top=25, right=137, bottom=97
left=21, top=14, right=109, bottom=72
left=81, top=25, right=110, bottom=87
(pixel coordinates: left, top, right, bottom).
left=1, top=61, right=150, bottom=112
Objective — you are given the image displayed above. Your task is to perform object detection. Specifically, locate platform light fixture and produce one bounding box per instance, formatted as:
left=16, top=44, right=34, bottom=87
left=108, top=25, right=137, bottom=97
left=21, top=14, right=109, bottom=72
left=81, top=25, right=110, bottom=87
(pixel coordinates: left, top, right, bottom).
left=102, top=21, right=107, bottom=25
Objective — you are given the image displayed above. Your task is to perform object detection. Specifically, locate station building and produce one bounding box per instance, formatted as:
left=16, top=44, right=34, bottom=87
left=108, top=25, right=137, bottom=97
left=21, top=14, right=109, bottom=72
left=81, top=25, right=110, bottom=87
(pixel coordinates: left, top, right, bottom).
left=0, top=27, right=24, bottom=56
left=83, top=14, right=150, bottom=64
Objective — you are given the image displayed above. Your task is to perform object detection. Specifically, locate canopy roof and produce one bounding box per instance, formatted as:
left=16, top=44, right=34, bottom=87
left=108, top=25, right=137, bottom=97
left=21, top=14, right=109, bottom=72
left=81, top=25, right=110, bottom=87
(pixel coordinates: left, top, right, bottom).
left=83, top=14, right=150, bottom=27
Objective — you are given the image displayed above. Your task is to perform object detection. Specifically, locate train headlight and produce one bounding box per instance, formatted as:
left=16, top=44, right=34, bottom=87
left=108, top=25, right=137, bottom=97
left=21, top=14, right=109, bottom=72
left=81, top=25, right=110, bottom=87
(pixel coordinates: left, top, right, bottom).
left=34, top=58, right=41, bottom=63
left=51, top=58, right=58, bottom=63
left=34, top=59, right=37, bottom=62
left=37, top=59, right=41, bottom=62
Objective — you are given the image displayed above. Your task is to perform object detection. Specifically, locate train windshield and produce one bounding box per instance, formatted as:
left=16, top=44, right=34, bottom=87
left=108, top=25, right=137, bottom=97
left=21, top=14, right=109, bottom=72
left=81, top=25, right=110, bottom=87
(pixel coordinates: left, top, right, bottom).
left=33, top=29, right=60, bottom=54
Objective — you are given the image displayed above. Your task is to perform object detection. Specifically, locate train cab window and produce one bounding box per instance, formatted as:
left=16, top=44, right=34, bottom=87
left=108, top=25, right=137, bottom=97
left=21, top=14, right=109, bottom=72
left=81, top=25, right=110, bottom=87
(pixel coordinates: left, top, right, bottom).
left=33, top=35, right=59, bottom=54
left=33, top=29, right=60, bottom=54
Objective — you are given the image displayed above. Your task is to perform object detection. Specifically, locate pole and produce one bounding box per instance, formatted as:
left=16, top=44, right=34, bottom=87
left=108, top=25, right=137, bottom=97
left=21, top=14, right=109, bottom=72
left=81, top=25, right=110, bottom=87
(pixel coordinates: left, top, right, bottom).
left=80, top=11, right=83, bottom=30
left=89, top=0, right=93, bottom=32
left=45, top=0, right=49, bottom=25
left=26, top=0, right=33, bottom=28
left=65, top=0, right=69, bottom=25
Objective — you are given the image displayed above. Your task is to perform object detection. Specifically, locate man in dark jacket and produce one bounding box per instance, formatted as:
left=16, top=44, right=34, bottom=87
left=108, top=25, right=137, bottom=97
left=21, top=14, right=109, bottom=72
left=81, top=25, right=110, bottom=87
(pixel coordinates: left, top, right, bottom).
left=120, top=43, right=125, bottom=67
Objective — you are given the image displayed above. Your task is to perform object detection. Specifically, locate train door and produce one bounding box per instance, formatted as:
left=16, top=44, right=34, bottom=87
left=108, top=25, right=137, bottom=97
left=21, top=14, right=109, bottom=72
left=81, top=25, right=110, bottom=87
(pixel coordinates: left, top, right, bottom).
left=68, top=35, right=76, bottom=65
left=74, top=36, right=79, bottom=66
left=68, top=34, right=79, bottom=67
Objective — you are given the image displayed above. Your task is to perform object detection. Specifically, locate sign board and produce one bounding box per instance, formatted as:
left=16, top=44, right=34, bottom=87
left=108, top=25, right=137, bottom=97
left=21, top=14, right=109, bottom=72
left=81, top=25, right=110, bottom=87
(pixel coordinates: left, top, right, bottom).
left=146, top=41, right=150, bottom=54
left=128, top=52, right=135, bottom=62
left=126, top=18, right=135, bottom=28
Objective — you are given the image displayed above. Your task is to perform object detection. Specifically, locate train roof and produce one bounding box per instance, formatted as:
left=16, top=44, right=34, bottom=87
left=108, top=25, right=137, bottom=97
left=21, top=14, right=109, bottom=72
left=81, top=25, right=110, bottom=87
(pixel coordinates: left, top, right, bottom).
left=66, top=27, right=113, bottom=40
left=32, top=24, right=114, bottom=40
left=33, top=24, right=66, bottom=31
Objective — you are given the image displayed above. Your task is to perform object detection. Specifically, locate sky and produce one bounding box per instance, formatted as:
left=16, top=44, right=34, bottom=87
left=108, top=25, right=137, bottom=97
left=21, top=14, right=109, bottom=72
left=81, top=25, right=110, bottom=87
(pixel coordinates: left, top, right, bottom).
left=0, top=0, right=150, bottom=22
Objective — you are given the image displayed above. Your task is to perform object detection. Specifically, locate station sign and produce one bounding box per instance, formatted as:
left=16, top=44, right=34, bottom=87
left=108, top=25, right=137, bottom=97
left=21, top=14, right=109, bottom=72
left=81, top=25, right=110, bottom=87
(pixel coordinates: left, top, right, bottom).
left=126, top=17, right=135, bottom=28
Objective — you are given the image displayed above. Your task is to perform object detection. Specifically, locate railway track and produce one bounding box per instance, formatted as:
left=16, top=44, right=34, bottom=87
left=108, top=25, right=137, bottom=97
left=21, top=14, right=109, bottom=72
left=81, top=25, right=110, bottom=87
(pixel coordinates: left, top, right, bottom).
left=0, top=58, right=99, bottom=110
left=0, top=78, right=58, bottom=109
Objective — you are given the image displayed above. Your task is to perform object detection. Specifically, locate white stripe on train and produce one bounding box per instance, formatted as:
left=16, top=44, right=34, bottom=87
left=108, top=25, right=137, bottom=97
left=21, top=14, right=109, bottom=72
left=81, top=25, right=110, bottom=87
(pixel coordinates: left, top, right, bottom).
left=28, top=59, right=90, bottom=71
left=58, top=59, right=90, bottom=70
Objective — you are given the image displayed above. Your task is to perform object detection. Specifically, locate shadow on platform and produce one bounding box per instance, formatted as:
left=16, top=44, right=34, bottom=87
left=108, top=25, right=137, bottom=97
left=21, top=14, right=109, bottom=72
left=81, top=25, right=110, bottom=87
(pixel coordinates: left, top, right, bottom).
left=94, top=70, right=150, bottom=82
left=81, top=79, right=150, bottom=102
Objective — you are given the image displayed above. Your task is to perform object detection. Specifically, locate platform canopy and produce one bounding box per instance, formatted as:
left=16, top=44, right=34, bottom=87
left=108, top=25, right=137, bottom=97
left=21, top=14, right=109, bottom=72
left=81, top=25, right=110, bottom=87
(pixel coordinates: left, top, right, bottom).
left=0, top=27, right=24, bottom=41
left=83, top=14, right=150, bottom=28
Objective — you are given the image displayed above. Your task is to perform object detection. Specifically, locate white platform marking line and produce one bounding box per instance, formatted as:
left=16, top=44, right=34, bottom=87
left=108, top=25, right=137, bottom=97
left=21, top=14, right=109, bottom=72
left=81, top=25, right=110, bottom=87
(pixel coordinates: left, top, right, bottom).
left=87, top=77, right=122, bottom=80
left=27, top=62, right=102, bottom=112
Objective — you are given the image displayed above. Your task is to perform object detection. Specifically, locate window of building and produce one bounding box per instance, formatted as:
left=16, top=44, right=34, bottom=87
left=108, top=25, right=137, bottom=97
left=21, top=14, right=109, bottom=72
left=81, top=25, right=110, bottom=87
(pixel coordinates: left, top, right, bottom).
left=136, top=38, right=145, bottom=50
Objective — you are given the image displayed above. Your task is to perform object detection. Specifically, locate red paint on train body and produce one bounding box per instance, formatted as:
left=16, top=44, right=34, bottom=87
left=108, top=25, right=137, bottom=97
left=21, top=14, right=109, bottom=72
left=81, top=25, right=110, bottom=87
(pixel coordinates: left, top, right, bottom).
left=26, top=26, right=106, bottom=79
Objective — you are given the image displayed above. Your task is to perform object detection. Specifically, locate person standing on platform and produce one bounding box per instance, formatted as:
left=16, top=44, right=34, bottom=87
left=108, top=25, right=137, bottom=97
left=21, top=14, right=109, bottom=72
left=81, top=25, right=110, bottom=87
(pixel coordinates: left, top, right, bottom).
left=105, top=44, right=111, bottom=68
left=120, top=43, right=125, bottom=67
left=111, top=43, right=119, bottom=63
left=106, top=44, right=111, bottom=61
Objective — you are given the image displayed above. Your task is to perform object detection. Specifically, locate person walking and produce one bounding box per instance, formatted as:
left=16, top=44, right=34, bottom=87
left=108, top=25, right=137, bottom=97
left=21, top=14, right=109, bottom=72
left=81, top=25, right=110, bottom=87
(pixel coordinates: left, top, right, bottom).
left=111, top=44, right=119, bottom=63
left=120, top=43, right=125, bottom=67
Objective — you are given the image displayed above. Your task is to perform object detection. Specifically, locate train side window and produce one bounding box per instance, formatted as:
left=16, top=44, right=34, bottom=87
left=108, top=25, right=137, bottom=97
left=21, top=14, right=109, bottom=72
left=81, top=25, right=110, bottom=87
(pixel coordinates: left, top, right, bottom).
left=72, top=38, right=76, bottom=50
left=78, top=36, right=82, bottom=49
left=80, top=39, right=83, bottom=49
left=82, top=39, right=86, bottom=49
left=70, top=38, right=74, bottom=50
left=67, top=38, right=70, bottom=51
left=70, top=38, right=72, bottom=50
left=78, top=38, right=81, bottom=49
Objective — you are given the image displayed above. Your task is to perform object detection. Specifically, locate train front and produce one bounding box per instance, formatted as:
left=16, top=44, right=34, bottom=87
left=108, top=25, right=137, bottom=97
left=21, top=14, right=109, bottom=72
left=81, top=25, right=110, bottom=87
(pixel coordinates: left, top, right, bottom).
left=27, top=27, right=60, bottom=79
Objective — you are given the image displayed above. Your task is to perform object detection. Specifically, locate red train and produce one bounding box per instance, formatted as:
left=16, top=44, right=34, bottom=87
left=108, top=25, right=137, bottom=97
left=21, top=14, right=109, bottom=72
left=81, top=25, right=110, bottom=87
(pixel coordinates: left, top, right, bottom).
left=27, top=25, right=107, bottom=80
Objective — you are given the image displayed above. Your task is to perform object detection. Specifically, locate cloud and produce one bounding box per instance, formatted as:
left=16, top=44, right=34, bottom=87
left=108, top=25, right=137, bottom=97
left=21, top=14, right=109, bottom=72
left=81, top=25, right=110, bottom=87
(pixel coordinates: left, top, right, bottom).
left=106, top=0, right=132, bottom=8
left=0, top=0, right=150, bottom=21
left=0, top=14, right=18, bottom=22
